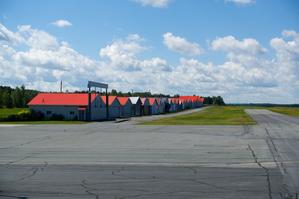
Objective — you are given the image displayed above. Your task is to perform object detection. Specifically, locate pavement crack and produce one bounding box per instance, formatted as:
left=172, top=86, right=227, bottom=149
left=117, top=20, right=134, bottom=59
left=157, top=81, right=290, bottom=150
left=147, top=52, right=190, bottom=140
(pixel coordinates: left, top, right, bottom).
left=184, top=166, right=197, bottom=174
left=111, top=168, right=156, bottom=181
left=0, top=193, right=27, bottom=199
left=18, top=161, right=48, bottom=181
left=40, top=161, right=48, bottom=172
left=0, top=136, right=51, bottom=150
left=264, top=127, right=295, bottom=198
left=80, top=179, right=99, bottom=199
left=248, top=144, right=273, bottom=199
left=265, top=128, right=280, bottom=154
left=18, top=168, right=39, bottom=181
left=192, top=179, right=230, bottom=191
left=5, top=153, right=39, bottom=166
left=239, top=125, right=251, bottom=137
left=118, top=190, right=188, bottom=199
left=6, top=155, right=31, bottom=165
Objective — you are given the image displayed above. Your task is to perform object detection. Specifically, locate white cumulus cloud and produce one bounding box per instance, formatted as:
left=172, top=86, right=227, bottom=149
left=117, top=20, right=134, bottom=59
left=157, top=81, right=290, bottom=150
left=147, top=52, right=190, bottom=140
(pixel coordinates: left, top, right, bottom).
left=0, top=23, right=96, bottom=91
left=1, top=23, right=299, bottom=103
left=211, top=35, right=266, bottom=64
left=133, top=0, right=171, bottom=8
left=52, top=19, right=72, bottom=28
left=163, top=32, right=203, bottom=56
left=211, top=36, right=266, bottom=55
left=99, top=34, right=146, bottom=70
left=18, top=25, right=59, bottom=50
left=270, top=30, right=299, bottom=86
left=0, top=23, right=23, bottom=44
left=225, top=0, right=255, bottom=5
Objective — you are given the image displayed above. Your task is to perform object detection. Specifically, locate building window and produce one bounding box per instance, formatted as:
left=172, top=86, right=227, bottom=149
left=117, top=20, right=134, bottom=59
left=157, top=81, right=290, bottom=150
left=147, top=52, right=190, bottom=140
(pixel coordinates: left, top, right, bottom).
left=46, top=111, right=52, bottom=115
left=70, top=111, right=75, bottom=115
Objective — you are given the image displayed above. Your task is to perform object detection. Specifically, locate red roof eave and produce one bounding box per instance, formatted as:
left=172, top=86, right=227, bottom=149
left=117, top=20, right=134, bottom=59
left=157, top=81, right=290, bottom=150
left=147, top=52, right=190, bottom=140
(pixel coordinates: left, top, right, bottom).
left=27, top=93, right=97, bottom=106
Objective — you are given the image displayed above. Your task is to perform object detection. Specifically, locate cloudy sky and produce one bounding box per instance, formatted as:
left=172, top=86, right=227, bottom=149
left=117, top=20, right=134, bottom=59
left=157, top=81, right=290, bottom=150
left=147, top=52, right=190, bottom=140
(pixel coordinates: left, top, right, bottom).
left=0, top=0, right=299, bottom=103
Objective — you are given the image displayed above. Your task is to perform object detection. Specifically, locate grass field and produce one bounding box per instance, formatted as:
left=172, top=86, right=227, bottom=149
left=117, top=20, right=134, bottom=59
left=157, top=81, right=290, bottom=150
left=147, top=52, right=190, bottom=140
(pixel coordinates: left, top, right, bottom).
left=0, top=108, right=86, bottom=124
left=1, top=106, right=297, bottom=125
left=0, top=121, right=86, bottom=124
left=266, top=107, right=299, bottom=117
left=229, top=106, right=299, bottom=117
left=142, top=106, right=256, bottom=125
left=0, top=108, right=29, bottom=119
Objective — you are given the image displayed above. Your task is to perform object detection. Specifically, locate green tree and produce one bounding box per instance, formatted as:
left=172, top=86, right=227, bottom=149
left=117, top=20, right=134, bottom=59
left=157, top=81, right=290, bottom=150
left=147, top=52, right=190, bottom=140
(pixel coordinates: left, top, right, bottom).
left=11, top=87, right=22, bottom=108
left=0, top=91, right=2, bottom=108
left=110, top=89, right=118, bottom=96
left=218, top=96, right=225, bottom=105
left=20, top=85, right=26, bottom=107
left=0, top=85, right=38, bottom=108
left=212, top=96, right=225, bottom=106
left=2, top=90, right=12, bottom=108
left=203, top=96, right=213, bottom=104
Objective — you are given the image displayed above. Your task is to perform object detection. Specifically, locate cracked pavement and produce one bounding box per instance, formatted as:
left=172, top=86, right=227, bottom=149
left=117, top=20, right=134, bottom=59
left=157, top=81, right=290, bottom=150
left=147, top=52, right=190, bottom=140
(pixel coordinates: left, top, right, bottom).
left=0, top=109, right=298, bottom=198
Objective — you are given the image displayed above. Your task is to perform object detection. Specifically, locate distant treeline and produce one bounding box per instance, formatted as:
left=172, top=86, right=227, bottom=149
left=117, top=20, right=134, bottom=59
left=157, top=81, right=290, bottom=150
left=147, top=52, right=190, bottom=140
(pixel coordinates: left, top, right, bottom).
left=0, top=86, right=39, bottom=108
left=202, top=96, right=225, bottom=105
left=77, top=89, right=226, bottom=105
left=75, top=89, right=171, bottom=98
left=229, top=103, right=299, bottom=107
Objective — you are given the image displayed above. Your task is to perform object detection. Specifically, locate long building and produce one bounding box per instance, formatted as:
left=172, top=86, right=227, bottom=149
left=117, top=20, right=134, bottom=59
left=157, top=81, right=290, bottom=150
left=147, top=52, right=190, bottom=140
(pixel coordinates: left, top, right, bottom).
left=100, top=96, right=121, bottom=119
left=118, top=97, right=132, bottom=118
left=28, top=93, right=204, bottom=121
left=28, top=93, right=107, bottom=121
left=129, top=97, right=142, bottom=116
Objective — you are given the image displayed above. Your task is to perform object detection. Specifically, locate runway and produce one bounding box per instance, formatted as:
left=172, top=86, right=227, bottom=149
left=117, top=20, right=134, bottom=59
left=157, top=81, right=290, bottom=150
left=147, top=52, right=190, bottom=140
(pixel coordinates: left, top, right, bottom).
left=0, top=109, right=298, bottom=198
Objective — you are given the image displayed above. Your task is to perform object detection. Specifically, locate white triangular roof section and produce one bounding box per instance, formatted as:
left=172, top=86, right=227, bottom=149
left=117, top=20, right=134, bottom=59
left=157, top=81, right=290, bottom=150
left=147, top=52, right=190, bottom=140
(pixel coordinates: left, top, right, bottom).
left=129, top=97, right=140, bottom=104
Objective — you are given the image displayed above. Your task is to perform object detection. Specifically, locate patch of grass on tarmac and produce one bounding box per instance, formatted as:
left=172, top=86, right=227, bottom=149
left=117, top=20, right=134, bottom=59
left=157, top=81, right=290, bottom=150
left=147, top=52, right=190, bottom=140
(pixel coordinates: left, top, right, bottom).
left=231, top=106, right=299, bottom=117
left=142, top=106, right=256, bottom=125
left=266, top=107, right=299, bottom=117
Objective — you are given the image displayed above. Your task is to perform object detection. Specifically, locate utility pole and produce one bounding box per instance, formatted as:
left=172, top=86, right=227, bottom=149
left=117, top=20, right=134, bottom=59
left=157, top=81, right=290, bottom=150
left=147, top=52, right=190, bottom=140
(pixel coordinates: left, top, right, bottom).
left=106, top=88, right=109, bottom=119
left=60, top=81, right=63, bottom=92
left=88, top=86, right=91, bottom=121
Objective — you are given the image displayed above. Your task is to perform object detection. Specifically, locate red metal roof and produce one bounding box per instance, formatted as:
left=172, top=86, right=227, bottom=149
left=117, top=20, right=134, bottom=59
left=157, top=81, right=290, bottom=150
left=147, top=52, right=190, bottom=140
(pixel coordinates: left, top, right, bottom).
left=117, top=97, right=130, bottom=106
left=140, top=98, right=148, bottom=105
left=100, top=96, right=118, bottom=106
left=199, top=97, right=204, bottom=103
left=156, top=98, right=161, bottom=104
left=27, top=93, right=97, bottom=106
left=148, top=98, right=157, bottom=106
left=169, top=97, right=180, bottom=104
left=179, top=96, right=203, bottom=103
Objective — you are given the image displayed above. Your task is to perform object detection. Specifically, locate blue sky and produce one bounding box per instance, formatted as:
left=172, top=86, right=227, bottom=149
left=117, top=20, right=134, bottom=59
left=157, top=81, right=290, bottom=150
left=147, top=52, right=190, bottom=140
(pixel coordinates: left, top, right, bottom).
left=0, top=0, right=299, bottom=103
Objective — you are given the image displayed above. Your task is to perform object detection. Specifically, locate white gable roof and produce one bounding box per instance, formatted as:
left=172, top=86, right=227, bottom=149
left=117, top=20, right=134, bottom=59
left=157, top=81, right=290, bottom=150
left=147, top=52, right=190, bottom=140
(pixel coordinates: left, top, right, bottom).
left=129, top=97, right=140, bottom=104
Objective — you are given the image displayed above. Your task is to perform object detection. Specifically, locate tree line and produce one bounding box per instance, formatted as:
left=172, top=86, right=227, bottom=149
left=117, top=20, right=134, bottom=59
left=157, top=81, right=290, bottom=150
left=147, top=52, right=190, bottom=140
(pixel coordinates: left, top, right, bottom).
left=0, top=86, right=39, bottom=108
left=84, top=89, right=226, bottom=105
left=82, top=89, right=226, bottom=105
left=75, top=89, right=171, bottom=98
left=203, top=96, right=225, bottom=106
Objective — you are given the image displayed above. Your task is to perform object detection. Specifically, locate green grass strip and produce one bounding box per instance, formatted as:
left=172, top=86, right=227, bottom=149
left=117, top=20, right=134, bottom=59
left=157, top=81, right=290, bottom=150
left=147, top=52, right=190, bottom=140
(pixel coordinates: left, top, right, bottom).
left=142, top=106, right=256, bottom=125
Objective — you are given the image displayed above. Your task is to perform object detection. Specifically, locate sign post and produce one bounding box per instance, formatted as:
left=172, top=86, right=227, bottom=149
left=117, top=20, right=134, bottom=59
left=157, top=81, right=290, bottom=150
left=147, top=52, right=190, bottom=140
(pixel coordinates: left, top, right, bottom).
left=87, top=81, right=109, bottom=121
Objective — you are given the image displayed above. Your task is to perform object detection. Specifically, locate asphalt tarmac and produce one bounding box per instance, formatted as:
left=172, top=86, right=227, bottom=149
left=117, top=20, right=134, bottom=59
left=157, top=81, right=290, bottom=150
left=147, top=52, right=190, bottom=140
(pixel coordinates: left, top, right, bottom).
left=246, top=109, right=299, bottom=198
left=0, top=109, right=298, bottom=198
